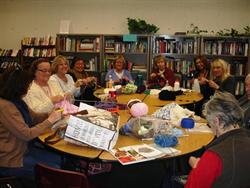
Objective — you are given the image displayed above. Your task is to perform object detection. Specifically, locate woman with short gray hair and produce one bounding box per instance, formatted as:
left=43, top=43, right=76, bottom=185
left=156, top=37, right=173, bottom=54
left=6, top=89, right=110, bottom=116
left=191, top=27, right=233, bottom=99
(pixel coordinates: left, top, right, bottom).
left=185, top=91, right=250, bottom=188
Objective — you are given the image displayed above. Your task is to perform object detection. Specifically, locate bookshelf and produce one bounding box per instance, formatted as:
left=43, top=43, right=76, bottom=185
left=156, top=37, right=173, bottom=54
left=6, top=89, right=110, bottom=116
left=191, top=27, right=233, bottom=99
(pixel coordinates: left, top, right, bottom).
left=200, top=36, right=250, bottom=96
left=55, top=33, right=250, bottom=92
left=21, top=36, right=56, bottom=68
left=0, top=48, right=21, bottom=72
left=151, top=35, right=199, bottom=88
left=102, top=34, right=151, bottom=81
left=56, top=34, right=101, bottom=77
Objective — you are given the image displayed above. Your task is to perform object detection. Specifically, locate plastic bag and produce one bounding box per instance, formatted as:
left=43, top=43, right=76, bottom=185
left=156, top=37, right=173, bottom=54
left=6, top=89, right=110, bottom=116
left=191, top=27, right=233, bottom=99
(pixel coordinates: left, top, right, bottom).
left=120, top=115, right=172, bottom=139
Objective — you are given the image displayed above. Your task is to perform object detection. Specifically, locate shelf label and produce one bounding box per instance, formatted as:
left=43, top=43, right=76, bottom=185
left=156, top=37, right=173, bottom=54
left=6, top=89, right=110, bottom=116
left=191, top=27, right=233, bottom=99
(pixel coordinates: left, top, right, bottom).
left=123, top=34, right=137, bottom=42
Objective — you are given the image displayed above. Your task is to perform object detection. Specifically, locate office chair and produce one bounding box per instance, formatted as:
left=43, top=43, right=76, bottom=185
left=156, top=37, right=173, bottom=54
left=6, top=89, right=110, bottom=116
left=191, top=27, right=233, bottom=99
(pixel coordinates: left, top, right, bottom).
left=35, top=163, right=91, bottom=188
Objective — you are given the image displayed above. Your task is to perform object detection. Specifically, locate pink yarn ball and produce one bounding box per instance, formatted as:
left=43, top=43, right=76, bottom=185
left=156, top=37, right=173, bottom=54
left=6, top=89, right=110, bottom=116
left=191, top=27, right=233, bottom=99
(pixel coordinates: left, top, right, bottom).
left=130, top=102, right=148, bottom=117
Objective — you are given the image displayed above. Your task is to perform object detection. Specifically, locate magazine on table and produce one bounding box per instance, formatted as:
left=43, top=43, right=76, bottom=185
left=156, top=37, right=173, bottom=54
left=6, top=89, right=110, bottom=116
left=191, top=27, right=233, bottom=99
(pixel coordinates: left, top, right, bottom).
left=110, top=144, right=165, bottom=165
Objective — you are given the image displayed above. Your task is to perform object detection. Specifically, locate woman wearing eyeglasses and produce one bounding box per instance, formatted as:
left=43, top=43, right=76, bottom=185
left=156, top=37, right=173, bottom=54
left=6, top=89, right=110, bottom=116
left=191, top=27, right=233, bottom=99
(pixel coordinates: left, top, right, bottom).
left=23, top=58, right=64, bottom=113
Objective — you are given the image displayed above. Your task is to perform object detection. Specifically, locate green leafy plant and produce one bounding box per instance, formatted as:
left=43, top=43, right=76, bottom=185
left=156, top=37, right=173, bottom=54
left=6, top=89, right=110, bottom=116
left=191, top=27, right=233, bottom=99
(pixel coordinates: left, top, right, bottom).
left=127, top=18, right=159, bottom=34
left=187, top=24, right=208, bottom=35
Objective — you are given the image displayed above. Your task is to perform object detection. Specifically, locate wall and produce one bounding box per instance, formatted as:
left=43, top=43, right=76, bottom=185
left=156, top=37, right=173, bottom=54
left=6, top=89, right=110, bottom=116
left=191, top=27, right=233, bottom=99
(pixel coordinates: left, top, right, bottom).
left=0, top=0, right=250, bottom=49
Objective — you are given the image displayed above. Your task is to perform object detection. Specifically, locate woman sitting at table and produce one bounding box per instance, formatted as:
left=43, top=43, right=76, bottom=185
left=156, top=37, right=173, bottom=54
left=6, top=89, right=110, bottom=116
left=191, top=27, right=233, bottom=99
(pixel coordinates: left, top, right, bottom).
left=0, top=67, right=62, bottom=184
left=23, top=58, right=65, bottom=113
left=207, top=58, right=236, bottom=96
left=147, top=55, right=175, bottom=89
left=105, top=54, right=133, bottom=86
left=49, top=55, right=81, bottom=103
left=68, top=57, right=99, bottom=105
left=185, top=92, right=250, bottom=188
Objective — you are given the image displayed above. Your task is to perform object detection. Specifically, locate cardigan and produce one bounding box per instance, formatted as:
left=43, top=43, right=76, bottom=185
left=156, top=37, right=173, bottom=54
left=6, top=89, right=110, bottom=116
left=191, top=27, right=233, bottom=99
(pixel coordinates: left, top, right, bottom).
left=0, top=99, right=51, bottom=168
left=23, top=80, right=63, bottom=113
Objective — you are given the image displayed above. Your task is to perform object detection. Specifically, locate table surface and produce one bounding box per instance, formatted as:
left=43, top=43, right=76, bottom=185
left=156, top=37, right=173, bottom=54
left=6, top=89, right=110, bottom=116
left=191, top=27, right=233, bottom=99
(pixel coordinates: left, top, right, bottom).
left=39, top=90, right=214, bottom=161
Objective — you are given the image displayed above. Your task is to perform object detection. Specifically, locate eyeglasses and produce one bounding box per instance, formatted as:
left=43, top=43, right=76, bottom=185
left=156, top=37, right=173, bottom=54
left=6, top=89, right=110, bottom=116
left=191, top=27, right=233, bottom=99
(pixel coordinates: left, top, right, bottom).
left=37, top=69, right=51, bottom=73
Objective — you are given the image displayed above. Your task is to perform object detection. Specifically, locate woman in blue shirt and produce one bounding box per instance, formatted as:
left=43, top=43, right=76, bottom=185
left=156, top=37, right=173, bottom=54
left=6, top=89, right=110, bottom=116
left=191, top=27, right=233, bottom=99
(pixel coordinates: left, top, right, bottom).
left=105, top=55, right=133, bottom=86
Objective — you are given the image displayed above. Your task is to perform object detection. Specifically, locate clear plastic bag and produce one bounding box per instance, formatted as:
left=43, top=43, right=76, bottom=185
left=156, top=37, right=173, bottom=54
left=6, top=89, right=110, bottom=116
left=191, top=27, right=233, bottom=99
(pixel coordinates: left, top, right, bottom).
left=120, top=115, right=172, bottom=139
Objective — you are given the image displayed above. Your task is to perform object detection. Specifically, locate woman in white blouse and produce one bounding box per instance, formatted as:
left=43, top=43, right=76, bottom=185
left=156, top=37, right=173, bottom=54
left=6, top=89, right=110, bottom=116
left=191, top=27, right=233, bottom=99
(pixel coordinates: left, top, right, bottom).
left=23, top=58, right=64, bottom=113
left=49, top=55, right=81, bottom=103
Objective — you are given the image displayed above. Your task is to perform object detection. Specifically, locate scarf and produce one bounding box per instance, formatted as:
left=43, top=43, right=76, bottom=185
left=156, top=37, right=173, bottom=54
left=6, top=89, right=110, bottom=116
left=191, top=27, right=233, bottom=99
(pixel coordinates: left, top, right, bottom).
left=11, top=99, right=33, bottom=127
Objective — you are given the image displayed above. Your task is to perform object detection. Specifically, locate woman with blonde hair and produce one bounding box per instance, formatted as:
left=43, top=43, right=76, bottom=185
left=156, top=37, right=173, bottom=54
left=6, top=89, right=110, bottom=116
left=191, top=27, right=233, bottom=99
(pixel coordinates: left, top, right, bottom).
left=49, top=55, right=81, bottom=102
left=208, top=58, right=236, bottom=95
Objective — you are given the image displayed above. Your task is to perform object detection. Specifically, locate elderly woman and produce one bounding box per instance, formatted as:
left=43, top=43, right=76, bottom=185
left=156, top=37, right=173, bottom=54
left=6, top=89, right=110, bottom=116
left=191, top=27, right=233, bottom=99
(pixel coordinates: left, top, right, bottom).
left=238, top=74, right=250, bottom=128
left=23, top=58, right=64, bottom=113
left=105, top=54, right=133, bottom=86
left=49, top=55, right=81, bottom=102
left=0, top=67, right=62, bottom=182
left=185, top=92, right=250, bottom=188
left=208, top=58, right=236, bottom=95
left=147, top=55, right=175, bottom=89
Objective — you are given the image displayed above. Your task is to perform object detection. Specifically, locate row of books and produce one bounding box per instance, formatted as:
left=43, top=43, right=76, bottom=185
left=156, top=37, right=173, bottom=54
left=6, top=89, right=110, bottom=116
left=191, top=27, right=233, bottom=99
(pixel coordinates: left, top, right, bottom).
left=59, top=37, right=100, bottom=52
left=235, top=80, right=245, bottom=96
left=203, top=41, right=249, bottom=56
left=22, top=36, right=56, bottom=46
left=104, top=40, right=147, bottom=53
left=23, top=48, right=56, bottom=57
left=164, top=58, right=195, bottom=75
left=228, top=63, right=246, bottom=76
left=0, top=49, right=19, bottom=57
left=153, top=39, right=198, bottom=54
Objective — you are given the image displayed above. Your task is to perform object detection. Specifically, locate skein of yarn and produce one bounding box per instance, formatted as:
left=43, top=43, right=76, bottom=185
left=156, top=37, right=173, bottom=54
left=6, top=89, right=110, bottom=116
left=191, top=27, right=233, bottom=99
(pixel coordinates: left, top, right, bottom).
left=154, top=135, right=178, bottom=147
left=130, top=102, right=148, bottom=117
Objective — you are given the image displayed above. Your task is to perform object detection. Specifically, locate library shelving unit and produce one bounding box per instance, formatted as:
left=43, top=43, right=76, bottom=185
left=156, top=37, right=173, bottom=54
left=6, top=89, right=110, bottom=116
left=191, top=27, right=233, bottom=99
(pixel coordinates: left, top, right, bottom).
left=151, top=35, right=200, bottom=88
left=0, top=48, right=21, bottom=72
left=200, top=36, right=250, bottom=96
left=21, top=36, right=56, bottom=69
left=56, top=34, right=102, bottom=79
left=102, top=34, right=151, bottom=81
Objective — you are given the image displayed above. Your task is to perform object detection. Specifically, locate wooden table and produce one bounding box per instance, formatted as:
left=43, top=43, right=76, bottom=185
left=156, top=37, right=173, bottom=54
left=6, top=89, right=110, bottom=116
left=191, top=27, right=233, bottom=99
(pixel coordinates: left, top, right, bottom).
left=39, top=103, right=214, bottom=161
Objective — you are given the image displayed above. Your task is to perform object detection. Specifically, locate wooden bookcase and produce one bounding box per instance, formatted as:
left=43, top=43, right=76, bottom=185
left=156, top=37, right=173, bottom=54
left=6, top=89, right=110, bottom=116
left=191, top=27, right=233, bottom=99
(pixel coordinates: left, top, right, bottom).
left=56, top=33, right=250, bottom=93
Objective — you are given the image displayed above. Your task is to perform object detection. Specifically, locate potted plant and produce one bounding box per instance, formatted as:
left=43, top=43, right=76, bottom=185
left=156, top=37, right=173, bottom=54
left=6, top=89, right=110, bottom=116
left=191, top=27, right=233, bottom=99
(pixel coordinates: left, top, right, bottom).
left=127, top=18, right=159, bottom=34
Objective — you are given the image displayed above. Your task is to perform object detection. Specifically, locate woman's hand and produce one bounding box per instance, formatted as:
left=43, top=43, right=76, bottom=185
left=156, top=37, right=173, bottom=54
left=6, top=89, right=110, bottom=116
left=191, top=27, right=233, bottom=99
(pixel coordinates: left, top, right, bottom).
left=208, top=80, right=219, bottom=89
left=199, top=77, right=208, bottom=85
left=150, top=73, right=157, bottom=78
left=64, top=92, right=73, bottom=102
left=51, top=95, right=64, bottom=104
left=47, top=110, right=62, bottom=124
left=189, top=156, right=200, bottom=169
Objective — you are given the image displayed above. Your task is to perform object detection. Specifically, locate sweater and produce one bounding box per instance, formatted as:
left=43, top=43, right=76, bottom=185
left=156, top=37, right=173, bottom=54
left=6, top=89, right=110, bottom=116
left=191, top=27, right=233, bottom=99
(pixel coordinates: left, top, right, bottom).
left=23, top=80, right=63, bottom=113
left=0, top=99, right=51, bottom=167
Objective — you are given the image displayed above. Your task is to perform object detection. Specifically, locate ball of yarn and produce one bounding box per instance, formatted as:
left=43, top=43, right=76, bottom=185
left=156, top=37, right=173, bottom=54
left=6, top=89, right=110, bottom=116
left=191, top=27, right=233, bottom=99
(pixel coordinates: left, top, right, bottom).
left=154, top=135, right=178, bottom=147
left=130, top=102, right=148, bottom=117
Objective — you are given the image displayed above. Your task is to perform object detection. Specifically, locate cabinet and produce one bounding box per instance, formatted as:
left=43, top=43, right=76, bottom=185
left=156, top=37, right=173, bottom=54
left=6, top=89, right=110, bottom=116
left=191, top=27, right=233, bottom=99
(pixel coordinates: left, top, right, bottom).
left=102, top=34, right=150, bottom=80
left=0, top=48, right=21, bottom=72
left=200, top=36, right=250, bottom=96
left=21, top=36, right=56, bottom=68
left=151, top=35, right=199, bottom=88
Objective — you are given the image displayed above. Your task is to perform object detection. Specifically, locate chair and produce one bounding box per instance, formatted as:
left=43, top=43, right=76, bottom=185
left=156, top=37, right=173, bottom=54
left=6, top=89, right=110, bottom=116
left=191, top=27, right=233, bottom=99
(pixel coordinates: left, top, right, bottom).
left=0, top=176, right=23, bottom=188
left=35, top=163, right=91, bottom=188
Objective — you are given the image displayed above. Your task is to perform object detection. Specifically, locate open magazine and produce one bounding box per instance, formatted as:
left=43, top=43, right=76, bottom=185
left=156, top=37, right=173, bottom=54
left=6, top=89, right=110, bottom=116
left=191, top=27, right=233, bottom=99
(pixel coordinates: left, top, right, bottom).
left=110, top=144, right=165, bottom=165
